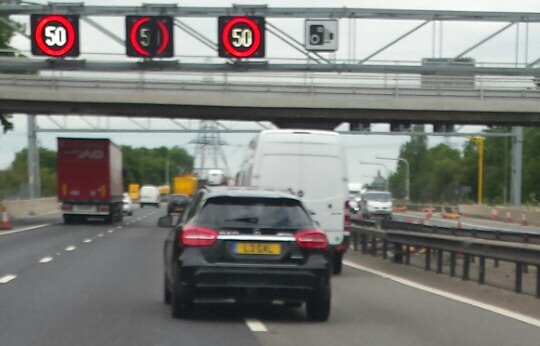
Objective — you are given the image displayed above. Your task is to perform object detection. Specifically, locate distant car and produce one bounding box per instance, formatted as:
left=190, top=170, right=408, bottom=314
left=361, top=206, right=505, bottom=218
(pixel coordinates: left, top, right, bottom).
left=167, top=194, right=190, bottom=215
left=159, top=186, right=331, bottom=321
left=122, top=193, right=133, bottom=216
left=361, top=191, right=393, bottom=220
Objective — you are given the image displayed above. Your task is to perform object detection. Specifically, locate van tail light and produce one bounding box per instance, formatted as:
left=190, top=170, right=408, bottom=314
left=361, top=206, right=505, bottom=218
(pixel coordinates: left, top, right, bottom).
left=99, top=205, right=110, bottom=212
left=61, top=204, right=71, bottom=211
left=181, top=226, right=218, bottom=247
left=344, top=201, right=351, bottom=232
left=295, top=230, right=328, bottom=250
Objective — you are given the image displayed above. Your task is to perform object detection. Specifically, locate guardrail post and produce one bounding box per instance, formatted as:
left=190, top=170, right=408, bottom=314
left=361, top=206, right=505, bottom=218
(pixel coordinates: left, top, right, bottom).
left=393, top=243, right=403, bottom=264
left=494, top=232, right=500, bottom=268
left=405, top=245, right=411, bottom=265
left=352, top=232, right=358, bottom=251
left=425, top=248, right=431, bottom=271
left=479, top=256, right=486, bottom=284
left=361, top=234, right=367, bottom=254
left=536, top=266, right=540, bottom=298
left=382, top=240, right=388, bottom=260
left=436, top=250, right=443, bottom=274
left=371, top=236, right=377, bottom=256
left=515, top=262, right=523, bottom=294
left=450, top=252, right=456, bottom=277
left=462, top=254, right=470, bottom=281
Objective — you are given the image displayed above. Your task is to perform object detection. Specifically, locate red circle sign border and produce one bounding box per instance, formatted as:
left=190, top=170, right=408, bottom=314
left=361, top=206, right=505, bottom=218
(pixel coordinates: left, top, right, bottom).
left=221, top=17, right=262, bottom=58
left=129, top=17, right=171, bottom=57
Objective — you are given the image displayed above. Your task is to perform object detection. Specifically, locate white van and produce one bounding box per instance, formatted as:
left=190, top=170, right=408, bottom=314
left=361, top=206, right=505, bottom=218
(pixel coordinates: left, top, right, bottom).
left=139, top=185, right=160, bottom=208
left=239, top=129, right=350, bottom=274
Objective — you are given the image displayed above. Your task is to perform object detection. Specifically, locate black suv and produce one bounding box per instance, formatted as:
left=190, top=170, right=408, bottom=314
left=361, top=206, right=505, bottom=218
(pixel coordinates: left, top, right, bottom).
left=159, top=186, right=331, bottom=321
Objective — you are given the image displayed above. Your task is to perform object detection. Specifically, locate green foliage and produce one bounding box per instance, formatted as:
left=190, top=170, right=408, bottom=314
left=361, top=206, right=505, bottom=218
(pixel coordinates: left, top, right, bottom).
left=0, top=145, right=194, bottom=198
left=389, top=126, right=540, bottom=205
left=1, top=15, right=23, bottom=134
left=121, top=145, right=194, bottom=190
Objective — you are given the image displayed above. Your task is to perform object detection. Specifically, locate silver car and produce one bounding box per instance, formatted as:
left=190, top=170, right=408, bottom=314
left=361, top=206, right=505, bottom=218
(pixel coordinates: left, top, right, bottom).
left=122, top=193, right=134, bottom=216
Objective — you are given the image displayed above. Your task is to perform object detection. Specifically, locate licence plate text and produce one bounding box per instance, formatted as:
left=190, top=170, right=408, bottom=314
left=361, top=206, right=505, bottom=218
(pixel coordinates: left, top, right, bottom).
left=236, top=242, right=281, bottom=255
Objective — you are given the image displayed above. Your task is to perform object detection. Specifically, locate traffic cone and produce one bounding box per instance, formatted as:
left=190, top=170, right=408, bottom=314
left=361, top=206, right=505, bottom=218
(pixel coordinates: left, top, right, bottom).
left=505, top=211, right=512, bottom=223
left=521, top=212, right=528, bottom=226
left=1, top=205, right=10, bottom=231
left=406, top=217, right=412, bottom=224
left=426, top=205, right=433, bottom=220
left=491, top=207, right=498, bottom=220
left=452, top=207, right=460, bottom=219
left=457, top=221, right=462, bottom=229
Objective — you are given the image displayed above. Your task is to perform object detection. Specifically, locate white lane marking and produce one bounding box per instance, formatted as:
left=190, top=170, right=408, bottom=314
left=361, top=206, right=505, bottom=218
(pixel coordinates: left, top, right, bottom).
left=97, top=233, right=104, bottom=237
left=343, top=260, right=540, bottom=328
left=83, top=239, right=92, bottom=243
left=137, top=218, right=142, bottom=221
left=117, top=226, right=123, bottom=229
left=0, top=224, right=50, bottom=237
left=39, top=256, right=53, bottom=263
left=245, top=318, right=267, bottom=332
left=65, top=246, right=76, bottom=252
left=107, top=230, right=114, bottom=233
left=56, top=252, right=61, bottom=256
left=0, top=274, right=17, bottom=284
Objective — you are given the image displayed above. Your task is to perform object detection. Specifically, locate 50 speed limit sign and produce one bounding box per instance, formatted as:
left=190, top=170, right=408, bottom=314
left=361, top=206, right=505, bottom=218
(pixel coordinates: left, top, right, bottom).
left=218, top=16, right=265, bottom=58
left=31, top=14, right=79, bottom=57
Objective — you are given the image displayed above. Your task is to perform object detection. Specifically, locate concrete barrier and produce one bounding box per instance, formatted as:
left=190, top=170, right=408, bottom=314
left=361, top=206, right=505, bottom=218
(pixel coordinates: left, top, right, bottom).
left=458, top=204, right=540, bottom=227
left=1, top=198, right=60, bottom=219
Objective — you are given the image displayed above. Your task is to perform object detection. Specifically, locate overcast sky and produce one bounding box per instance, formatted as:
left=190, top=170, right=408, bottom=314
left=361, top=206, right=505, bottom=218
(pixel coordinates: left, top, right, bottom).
left=1, top=0, right=538, bottom=186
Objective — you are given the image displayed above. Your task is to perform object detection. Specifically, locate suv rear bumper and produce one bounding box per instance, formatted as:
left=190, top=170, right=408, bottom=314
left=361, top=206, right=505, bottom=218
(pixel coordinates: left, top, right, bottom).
left=177, top=257, right=329, bottom=300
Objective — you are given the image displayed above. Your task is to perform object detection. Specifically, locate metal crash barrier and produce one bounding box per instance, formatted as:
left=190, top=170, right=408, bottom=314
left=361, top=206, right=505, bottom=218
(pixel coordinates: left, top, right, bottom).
left=351, top=220, right=540, bottom=298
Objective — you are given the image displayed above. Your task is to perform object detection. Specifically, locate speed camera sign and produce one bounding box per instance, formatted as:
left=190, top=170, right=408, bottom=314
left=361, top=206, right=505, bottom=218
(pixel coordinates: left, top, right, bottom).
left=305, top=19, right=338, bottom=51
left=31, top=14, right=79, bottom=57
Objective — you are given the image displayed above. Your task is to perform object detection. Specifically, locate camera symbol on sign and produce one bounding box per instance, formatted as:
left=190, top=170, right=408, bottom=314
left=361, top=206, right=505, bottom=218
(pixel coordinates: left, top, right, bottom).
left=309, top=24, right=334, bottom=45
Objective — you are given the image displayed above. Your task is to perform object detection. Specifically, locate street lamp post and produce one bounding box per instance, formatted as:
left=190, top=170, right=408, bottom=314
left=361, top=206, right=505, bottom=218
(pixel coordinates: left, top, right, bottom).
left=377, top=156, right=410, bottom=202
left=470, top=137, right=485, bottom=204
left=359, top=161, right=390, bottom=191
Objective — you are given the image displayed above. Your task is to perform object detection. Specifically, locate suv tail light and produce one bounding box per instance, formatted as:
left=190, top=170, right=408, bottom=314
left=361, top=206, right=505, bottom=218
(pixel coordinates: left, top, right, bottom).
left=181, top=226, right=218, bottom=247
left=344, top=201, right=351, bottom=232
left=295, top=230, right=328, bottom=250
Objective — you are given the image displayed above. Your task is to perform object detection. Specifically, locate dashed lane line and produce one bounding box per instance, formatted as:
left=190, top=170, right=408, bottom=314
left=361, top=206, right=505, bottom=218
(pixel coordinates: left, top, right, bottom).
left=65, top=246, right=76, bottom=252
left=245, top=319, right=267, bottom=332
left=83, top=239, right=92, bottom=243
left=39, top=256, right=53, bottom=264
left=0, top=274, right=17, bottom=284
left=343, top=260, right=540, bottom=328
left=107, top=230, right=114, bottom=233
left=97, top=233, right=105, bottom=237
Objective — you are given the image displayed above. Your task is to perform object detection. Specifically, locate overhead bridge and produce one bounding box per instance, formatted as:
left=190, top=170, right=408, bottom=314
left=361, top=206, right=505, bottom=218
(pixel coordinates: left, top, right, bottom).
left=0, top=73, right=539, bottom=129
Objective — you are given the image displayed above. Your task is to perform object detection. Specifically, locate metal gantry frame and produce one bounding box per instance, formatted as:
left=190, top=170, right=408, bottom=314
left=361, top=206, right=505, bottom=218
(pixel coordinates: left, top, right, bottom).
left=0, top=4, right=534, bottom=205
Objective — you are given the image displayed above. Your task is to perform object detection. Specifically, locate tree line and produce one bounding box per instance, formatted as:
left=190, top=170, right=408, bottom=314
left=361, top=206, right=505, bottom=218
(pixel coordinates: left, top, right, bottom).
left=387, top=126, right=540, bottom=205
left=0, top=145, right=193, bottom=199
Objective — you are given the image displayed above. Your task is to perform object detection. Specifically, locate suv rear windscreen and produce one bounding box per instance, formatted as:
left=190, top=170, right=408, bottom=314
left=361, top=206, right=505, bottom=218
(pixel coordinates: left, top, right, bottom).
left=197, top=197, right=313, bottom=228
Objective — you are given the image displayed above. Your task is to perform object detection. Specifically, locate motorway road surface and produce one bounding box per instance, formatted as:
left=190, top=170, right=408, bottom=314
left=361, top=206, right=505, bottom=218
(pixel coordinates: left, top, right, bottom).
left=1, top=207, right=539, bottom=346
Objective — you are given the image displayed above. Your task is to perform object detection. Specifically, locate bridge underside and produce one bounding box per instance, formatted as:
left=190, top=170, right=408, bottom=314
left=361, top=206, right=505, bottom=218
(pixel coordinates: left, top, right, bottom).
left=2, top=99, right=540, bottom=130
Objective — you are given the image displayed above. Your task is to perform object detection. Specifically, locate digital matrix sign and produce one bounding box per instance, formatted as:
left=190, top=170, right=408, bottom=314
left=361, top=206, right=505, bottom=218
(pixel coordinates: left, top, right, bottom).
left=31, top=14, right=80, bottom=57
left=218, top=16, right=265, bottom=58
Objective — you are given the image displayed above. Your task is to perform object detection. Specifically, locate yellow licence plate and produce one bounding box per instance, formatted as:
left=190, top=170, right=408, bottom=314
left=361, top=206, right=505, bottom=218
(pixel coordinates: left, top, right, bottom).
left=236, top=243, right=281, bottom=255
